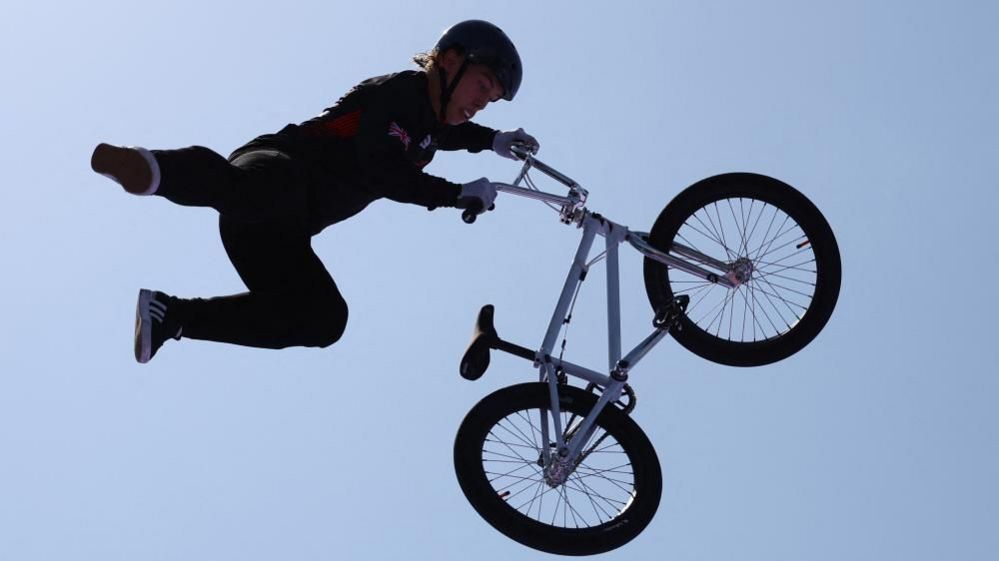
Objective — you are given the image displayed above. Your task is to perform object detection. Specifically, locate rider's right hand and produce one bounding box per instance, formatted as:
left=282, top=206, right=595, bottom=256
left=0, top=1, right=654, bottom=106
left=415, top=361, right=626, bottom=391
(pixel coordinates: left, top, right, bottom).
left=493, top=128, right=540, bottom=160
left=458, top=177, right=498, bottom=214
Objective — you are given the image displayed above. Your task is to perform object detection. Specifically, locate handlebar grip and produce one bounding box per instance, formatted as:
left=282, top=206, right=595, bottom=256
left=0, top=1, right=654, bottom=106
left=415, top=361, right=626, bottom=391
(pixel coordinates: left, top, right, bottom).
left=510, top=142, right=532, bottom=160
left=462, top=200, right=484, bottom=224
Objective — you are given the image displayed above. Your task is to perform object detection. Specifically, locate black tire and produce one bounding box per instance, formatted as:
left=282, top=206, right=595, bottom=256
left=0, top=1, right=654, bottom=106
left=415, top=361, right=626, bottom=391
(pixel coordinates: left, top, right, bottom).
left=644, top=173, right=841, bottom=366
left=454, top=383, right=662, bottom=556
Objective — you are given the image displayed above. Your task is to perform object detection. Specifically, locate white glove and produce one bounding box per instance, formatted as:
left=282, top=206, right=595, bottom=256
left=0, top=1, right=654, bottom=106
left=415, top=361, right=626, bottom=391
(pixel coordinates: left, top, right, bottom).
left=492, top=128, right=540, bottom=160
left=458, top=177, right=497, bottom=213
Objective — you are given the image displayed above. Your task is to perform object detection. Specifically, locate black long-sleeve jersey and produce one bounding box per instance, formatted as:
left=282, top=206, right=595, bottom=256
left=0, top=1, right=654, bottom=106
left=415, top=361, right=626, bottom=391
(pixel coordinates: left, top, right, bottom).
left=231, top=70, right=498, bottom=231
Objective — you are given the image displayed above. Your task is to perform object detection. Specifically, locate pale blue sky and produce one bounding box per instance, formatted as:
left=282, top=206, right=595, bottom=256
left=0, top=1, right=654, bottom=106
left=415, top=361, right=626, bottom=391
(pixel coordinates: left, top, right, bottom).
left=2, top=1, right=997, bottom=560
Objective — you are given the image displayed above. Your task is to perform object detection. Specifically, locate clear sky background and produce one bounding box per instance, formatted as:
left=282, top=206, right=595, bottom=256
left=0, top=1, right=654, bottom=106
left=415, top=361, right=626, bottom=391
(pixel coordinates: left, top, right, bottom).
left=2, top=1, right=996, bottom=560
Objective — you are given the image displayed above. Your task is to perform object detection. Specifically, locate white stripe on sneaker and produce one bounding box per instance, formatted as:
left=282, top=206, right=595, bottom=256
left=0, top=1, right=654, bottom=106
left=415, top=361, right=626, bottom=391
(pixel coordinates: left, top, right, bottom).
left=150, top=299, right=167, bottom=322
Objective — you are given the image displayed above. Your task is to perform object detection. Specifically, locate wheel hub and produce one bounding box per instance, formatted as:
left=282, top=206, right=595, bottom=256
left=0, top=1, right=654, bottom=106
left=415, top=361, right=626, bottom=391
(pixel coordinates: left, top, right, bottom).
left=544, top=452, right=574, bottom=487
left=725, top=257, right=754, bottom=287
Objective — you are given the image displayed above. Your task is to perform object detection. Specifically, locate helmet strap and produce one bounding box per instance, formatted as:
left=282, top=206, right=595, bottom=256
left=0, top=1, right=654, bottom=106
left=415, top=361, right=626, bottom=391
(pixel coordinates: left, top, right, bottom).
left=437, top=59, right=469, bottom=123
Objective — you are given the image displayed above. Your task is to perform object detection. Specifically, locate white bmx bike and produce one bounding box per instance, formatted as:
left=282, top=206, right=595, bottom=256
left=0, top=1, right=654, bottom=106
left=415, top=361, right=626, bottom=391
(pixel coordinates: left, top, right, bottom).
left=452, top=145, right=841, bottom=555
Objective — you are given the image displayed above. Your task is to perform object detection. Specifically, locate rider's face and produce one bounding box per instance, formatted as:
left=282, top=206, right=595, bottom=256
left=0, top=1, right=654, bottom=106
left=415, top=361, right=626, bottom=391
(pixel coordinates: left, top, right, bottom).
left=439, top=54, right=505, bottom=125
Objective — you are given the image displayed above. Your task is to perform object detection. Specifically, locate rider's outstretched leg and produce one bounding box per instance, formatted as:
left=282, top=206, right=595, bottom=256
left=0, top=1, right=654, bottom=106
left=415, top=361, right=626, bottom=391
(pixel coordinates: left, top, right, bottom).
left=91, top=144, right=311, bottom=223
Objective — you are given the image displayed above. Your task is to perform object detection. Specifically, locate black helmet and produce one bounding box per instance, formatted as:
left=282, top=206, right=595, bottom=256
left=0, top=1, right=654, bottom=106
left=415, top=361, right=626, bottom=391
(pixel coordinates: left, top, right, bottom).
left=435, top=20, right=522, bottom=101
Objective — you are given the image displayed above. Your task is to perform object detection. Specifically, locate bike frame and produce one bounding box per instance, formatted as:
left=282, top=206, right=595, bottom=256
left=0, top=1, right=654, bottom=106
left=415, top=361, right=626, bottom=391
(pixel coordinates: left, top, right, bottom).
left=527, top=210, right=673, bottom=468
left=494, top=149, right=741, bottom=473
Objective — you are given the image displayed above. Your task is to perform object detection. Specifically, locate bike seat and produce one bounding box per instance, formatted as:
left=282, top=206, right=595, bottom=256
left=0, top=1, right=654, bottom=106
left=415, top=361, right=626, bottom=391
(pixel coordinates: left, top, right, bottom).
left=460, top=305, right=498, bottom=380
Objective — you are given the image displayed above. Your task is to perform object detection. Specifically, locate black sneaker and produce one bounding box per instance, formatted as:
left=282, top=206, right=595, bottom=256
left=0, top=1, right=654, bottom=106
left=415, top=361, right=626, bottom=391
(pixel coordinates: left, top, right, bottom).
left=91, top=143, right=161, bottom=195
left=135, top=289, right=182, bottom=363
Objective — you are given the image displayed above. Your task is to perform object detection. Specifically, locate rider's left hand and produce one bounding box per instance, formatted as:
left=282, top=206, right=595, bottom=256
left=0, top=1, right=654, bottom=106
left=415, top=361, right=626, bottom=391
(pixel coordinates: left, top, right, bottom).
left=493, top=128, right=540, bottom=160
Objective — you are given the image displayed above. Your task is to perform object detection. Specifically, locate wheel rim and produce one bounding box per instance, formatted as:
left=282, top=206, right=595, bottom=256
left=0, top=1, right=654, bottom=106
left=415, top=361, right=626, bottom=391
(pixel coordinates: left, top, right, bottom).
left=482, top=407, right=639, bottom=529
left=668, top=196, right=819, bottom=344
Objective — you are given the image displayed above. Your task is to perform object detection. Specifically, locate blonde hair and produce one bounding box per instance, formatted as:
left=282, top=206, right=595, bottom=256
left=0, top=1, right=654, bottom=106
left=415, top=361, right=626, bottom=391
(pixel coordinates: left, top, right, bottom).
left=412, top=49, right=440, bottom=70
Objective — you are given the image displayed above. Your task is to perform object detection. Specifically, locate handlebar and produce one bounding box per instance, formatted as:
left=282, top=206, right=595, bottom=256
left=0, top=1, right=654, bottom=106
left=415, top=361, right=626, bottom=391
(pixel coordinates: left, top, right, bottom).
left=510, top=144, right=581, bottom=191
left=461, top=142, right=588, bottom=225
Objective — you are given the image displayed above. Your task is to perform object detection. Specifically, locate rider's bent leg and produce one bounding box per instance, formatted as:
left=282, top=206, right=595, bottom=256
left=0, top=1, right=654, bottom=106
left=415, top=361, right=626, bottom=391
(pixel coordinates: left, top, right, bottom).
left=170, top=216, right=348, bottom=349
left=172, top=287, right=348, bottom=349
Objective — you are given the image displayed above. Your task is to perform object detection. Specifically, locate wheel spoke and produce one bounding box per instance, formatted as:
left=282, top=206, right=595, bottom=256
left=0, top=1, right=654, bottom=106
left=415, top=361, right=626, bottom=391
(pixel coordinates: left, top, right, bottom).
left=567, top=473, right=626, bottom=521
left=681, top=216, right=727, bottom=255
left=574, top=466, right=637, bottom=490
left=482, top=451, right=537, bottom=463
left=752, top=277, right=796, bottom=332
left=727, top=197, right=749, bottom=258
left=694, top=206, right=727, bottom=249
left=744, top=199, right=767, bottom=256
left=755, top=260, right=818, bottom=283
left=491, top=423, right=535, bottom=452
left=755, top=275, right=806, bottom=324
left=749, top=207, right=786, bottom=262
left=486, top=466, right=541, bottom=493
left=511, top=411, right=544, bottom=449
left=571, top=471, right=615, bottom=523
left=516, top=409, right=543, bottom=451
left=711, top=202, right=734, bottom=260
left=523, top=477, right=547, bottom=519
left=487, top=427, right=536, bottom=463
left=567, top=475, right=632, bottom=510
left=754, top=233, right=809, bottom=266
left=750, top=217, right=796, bottom=263
left=514, top=478, right=565, bottom=512
left=750, top=278, right=813, bottom=307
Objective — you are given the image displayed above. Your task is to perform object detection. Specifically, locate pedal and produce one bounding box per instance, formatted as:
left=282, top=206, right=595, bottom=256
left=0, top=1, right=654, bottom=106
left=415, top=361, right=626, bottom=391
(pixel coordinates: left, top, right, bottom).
left=653, top=295, right=690, bottom=330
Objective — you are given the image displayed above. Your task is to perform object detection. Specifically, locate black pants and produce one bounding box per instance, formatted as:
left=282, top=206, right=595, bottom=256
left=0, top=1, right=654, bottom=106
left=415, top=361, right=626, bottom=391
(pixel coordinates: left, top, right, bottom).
left=152, top=146, right=348, bottom=349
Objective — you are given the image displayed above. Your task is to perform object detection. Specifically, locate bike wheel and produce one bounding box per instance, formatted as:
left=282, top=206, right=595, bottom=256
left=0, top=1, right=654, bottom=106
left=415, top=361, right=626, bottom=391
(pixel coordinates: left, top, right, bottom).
left=454, top=383, right=661, bottom=556
left=643, top=173, right=841, bottom=366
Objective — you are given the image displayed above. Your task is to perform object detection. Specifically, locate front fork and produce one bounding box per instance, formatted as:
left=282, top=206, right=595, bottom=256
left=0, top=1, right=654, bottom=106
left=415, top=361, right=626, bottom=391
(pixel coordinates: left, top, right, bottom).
left=540, top=383, right=627, bottom=486
left=537, top=361, right=630, bottom=486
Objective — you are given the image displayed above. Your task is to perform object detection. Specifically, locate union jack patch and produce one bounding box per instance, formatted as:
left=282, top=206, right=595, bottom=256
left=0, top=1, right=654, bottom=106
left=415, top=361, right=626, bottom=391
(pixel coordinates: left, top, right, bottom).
left=388, top=122, right=411, bottom=150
